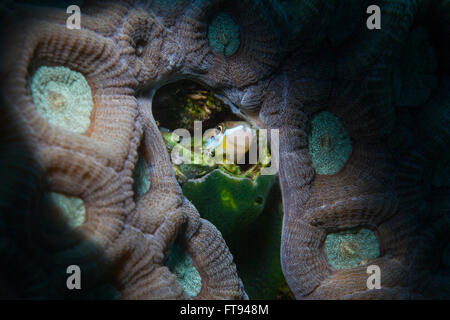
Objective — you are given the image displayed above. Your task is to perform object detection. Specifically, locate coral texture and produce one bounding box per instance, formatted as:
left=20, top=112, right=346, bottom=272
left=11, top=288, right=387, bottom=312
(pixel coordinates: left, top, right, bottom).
left=0, top=0, right=448, bottom=300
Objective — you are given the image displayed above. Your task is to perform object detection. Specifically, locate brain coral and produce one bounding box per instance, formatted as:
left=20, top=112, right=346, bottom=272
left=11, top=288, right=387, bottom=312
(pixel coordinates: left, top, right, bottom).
left=0, top=0, right=448, bottom=300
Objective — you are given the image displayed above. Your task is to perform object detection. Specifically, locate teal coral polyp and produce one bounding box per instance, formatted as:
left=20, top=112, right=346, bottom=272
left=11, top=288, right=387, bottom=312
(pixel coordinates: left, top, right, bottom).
left=49, top=192, right=86, bottom=230
left=31, top=66, right=94, bottom=134
left=165, top=243, right=202, bottom=297
left=208, top=12, right=240, bottom=57
left=324, top=228, right=380, bottom=270
left=132, top=154, right=150, bottom=197
left=308, top=111, right=352, bottom=175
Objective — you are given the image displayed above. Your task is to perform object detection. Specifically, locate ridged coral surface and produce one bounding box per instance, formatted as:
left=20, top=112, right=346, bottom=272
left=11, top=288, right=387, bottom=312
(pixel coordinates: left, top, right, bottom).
left=0, top=0, right=448, bottom=300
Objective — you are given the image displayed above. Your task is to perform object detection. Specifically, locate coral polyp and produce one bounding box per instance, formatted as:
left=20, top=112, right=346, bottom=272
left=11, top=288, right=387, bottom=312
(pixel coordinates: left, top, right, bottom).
left=30, top=66, right=94, bottom=134
left=48, top=192, right=85, bottom=230
left=324, top=228, right=380, bottom=270
left=165, top=242, right=202, bottom=297
left=132, top=153, right=150, bottom=198
left=308, top=111, right=353, bottom=175
left=208, top=12, right=240, bottom=57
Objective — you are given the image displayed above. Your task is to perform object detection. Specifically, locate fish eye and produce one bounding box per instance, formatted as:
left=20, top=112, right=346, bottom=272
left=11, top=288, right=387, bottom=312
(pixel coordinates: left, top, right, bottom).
left=216, top=124, right=225, bottom=134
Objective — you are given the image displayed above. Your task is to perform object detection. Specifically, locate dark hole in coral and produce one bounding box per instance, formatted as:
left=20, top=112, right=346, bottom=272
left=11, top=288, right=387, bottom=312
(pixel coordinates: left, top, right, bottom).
left=151, top=80, right=241, bottom=134
left=134, top=39, right=147, bottom=57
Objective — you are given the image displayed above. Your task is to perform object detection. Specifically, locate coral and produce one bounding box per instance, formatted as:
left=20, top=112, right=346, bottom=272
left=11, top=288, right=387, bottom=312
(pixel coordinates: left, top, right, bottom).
left=409, top=214, right=450, bottom=299
left=165, top=242, right=202, bottom=297
left=208, top=12, right=240, bottom=57
left=324, top=228, right=380, bottom=270
left=132, top=153, right=150, bottom=198
left=418, top=79, right=450, bottom=151
left=180, top=0, right=282, bottom=87
left=308, top=111, right=352, bottom=175
left=0, top=0, right=449, bottom=301
left=326, top=0, right=368, bottom=47
left=268, top=0, right=335, bottom=50
left=47, top=192, right=85, bottom=230
left=30, top=66, right=94, bottom=134
left=393, top=27, right=438, bottom=107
